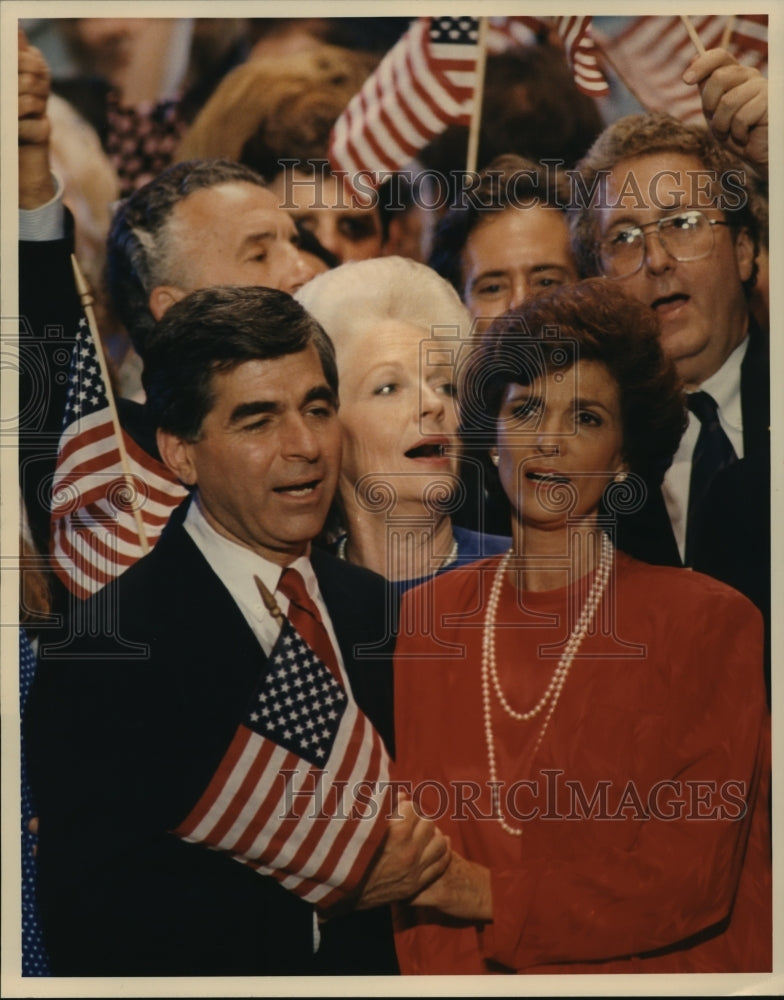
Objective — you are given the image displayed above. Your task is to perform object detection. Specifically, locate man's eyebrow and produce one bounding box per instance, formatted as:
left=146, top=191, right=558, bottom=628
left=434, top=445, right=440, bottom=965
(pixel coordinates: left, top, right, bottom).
left=303, top=384, right=338, bottom=408
left=238, top=231, right=276, bottom=252
left=469, top=269, right=507, bottom=288
left=228, top=400, right=278, bottom=423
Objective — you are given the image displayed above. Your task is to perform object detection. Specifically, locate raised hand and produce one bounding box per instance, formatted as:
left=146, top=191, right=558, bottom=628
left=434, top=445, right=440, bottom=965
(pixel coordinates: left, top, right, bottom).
left=683, top=48, right=767, bottom=176
left=18, top=27, right=56, bottom=207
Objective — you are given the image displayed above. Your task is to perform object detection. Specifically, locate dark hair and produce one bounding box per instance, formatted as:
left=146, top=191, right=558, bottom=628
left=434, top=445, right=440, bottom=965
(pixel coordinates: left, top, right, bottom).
left=569, top=112, right=760, bottom=296
left=459, top=278, right=686, bottom=481
left=420, top=45, right=603, bottom=185
left=428, top=154, right=573, bottom=296
left=143, top=285, right=338, bottom=440
left=106, top=159, right=270, bottom=358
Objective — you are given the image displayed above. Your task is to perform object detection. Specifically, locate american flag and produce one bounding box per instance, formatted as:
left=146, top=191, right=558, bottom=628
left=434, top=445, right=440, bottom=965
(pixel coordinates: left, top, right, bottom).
left=328, top=16, right=479, bottom=187
left=174, top=614, right=391, bottom=909
left=593, top=15, right=768, bottom=124
left=486, top=16, right=610, bottom=97
left=50, top=316, right=187, bottom=599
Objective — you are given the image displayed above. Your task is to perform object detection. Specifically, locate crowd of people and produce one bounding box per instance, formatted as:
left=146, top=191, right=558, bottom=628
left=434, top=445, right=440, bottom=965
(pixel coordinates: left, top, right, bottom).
left=16, top=14, right=771, bottom=983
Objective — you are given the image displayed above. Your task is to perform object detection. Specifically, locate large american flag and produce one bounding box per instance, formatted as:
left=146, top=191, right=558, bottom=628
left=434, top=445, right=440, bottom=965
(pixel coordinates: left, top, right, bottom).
left=328, top=15, right=479, bottom=187
left=593, top=14, right=768, bottom=124
left=174, top=614, right=391, bottom=909
left=50, top=316, right=187, bottom=599
left=486, top=16, right=610, bottom=97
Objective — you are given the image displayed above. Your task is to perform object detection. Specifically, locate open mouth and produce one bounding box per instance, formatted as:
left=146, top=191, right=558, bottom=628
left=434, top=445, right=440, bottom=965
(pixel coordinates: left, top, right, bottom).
left=405, top=442, right=449, bottom=459
left=526, top=471, right=570, bottom=485
left=273, top=479, right=321, bottom=497
left=651, top=292, right=689, bottom=311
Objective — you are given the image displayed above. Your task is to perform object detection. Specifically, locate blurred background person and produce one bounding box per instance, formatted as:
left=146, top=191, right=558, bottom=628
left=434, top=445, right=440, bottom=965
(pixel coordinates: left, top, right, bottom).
left=429, top=155, right=578, bottom=331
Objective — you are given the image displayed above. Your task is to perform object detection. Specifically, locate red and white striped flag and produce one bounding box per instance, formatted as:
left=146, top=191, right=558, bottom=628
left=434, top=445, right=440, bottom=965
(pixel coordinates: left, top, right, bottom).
left=593, top=15, right=767, bottom=124
left=174, top=611, right=391, bottom=909
left=50, top=316, right=187, bottom=599
left=486, top=16, right=610, bottom=97
left=556, top=16, right=611, bottom=97
left=328, top=15, right=479, bottom=187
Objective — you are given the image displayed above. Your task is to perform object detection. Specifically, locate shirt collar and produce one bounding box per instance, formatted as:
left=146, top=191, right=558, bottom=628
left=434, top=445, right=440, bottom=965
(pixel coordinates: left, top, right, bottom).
left=695, top=335, right=747, bottom=433
left=184, top=494, right=315, bottom=606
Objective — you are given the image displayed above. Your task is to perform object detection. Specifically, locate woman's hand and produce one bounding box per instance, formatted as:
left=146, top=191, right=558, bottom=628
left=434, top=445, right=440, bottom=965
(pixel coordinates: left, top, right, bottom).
left=356, top=795, right=451, bottom=910
left=683, top=48, right=767, bottom=176
left=409, top=850, right=493, bottom=922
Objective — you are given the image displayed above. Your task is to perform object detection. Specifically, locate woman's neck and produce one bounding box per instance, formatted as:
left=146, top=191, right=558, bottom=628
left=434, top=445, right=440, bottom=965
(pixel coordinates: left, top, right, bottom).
left=509, top=520, right=605, bottom=592
left=340, top=503, right=456, bottom=582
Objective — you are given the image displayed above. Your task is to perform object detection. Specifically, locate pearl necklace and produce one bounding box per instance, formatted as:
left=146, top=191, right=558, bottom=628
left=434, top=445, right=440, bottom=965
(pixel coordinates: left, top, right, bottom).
left=481, top=532, right=613, bottom=836
left=336, top=533, right=459, bottom=570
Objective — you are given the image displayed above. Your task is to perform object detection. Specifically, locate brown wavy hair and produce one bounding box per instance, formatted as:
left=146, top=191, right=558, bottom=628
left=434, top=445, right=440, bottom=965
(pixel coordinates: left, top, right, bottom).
left=459, top=277, right=687, bottom=481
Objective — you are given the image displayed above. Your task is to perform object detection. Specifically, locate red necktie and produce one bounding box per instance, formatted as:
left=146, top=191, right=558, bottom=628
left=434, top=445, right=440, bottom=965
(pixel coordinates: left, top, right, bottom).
left=277, top=567, right=341, bottom=681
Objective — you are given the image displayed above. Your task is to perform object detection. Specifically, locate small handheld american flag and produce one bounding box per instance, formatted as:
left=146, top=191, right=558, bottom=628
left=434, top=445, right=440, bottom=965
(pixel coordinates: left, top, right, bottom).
left=328, top=16, right=479, bottom=188
left=174, top=579, right=391, bottom=910
left=50, top=314, right=187, bottom=599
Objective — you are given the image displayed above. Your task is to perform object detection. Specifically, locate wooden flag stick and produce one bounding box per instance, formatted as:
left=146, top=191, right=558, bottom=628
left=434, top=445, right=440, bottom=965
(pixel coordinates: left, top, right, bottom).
left=680, top=15, right=706, bottom=56
left=70, top=255, right=150, bottom=555
left=255, top=576, right=284, bottom=625
left=720, top=15, right=736, bottom=50
left=466, top=17, right=489, bottom=176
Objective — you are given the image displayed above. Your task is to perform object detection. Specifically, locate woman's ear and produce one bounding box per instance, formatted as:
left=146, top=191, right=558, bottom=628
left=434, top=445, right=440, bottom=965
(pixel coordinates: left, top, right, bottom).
left=612, top=459, right=630, bottom=483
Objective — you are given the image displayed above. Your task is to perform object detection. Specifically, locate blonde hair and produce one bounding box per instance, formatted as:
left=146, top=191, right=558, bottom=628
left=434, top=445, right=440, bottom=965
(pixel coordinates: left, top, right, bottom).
left=176, top=43, right=373, bottom=176
left=295, top=256, right=472, bottom=350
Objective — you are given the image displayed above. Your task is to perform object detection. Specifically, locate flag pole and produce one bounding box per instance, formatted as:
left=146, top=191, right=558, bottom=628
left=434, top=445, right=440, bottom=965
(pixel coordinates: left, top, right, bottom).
left=720, top=16, right=736, bottom=50
left=465, top=17, right=489, bottom=175
left=680, top=15, right=706, bottom=55
left=70, top=255, right=150, bottom=555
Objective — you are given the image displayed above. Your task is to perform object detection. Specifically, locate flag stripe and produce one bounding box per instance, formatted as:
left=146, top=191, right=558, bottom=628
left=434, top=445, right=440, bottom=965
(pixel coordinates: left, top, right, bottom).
left=174, top=617, right=390, bottom=906
left=593, top=15, right=766, bottom=124
left=329, top=16, right=478, bottom=187
left=50, top=318, right=188, bottom=596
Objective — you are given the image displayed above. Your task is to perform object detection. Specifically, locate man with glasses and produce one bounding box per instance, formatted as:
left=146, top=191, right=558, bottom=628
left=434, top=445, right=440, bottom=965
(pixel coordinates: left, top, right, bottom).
left=570, top=110, right=769, bottom=698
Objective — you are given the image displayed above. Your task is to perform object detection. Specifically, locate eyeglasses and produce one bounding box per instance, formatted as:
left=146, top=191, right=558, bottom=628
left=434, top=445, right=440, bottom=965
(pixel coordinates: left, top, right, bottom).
left=595, top=210, right=730, bottom=279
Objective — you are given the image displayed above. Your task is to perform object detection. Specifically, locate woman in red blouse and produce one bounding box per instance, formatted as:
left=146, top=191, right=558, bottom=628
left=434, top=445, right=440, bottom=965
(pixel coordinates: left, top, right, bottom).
left=392, top=278, right=771, bottom=974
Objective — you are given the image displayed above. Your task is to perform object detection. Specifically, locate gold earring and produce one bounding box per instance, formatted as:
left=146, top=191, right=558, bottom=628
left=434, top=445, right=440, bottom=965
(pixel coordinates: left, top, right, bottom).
left=490, top=452, right=499, bottom=466
left=613, top=471, right=628, bottom=483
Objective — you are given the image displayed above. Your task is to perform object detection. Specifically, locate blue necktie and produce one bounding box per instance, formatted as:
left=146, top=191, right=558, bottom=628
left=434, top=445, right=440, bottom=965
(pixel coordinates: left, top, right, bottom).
left=685, top=391, right=737, bottom=565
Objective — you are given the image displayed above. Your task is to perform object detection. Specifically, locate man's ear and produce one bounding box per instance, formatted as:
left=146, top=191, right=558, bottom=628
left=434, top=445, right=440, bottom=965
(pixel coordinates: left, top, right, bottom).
left=149, top=284, right=186, bottom=322
left=156, top=427, right=197, bottom=486
left=733, top=227, right=755, bottom=285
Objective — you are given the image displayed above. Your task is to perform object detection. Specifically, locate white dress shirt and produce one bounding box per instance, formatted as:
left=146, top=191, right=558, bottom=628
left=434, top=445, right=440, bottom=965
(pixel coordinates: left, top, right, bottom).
left=662, top=337, right=747, bottom=561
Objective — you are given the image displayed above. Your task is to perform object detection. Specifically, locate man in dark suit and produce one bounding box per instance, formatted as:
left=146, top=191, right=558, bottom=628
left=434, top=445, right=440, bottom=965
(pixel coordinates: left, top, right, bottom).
left=26, top=286, right=449, bottom=976
left=569, top=99, right=769, bottom=697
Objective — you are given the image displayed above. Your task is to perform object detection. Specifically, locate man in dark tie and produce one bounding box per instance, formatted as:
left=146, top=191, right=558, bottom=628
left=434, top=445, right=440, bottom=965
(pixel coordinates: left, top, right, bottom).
left=569, top=91, right=769, bottom=698
left=26, top=286, right=449, bottom=976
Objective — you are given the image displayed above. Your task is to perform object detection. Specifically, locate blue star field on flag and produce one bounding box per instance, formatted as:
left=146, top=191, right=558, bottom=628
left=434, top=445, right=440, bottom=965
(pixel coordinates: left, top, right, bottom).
left=244, top=617, right=347, bottom=768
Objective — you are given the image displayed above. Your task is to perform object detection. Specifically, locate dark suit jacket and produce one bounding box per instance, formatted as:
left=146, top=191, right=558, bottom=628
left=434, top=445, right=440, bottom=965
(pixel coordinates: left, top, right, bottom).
left=26, top=502, right=399, bottom=976
left=615, top=319, right=771, bottom=696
